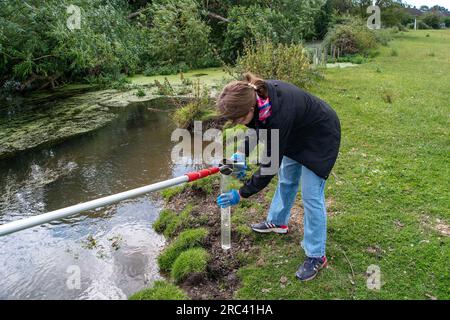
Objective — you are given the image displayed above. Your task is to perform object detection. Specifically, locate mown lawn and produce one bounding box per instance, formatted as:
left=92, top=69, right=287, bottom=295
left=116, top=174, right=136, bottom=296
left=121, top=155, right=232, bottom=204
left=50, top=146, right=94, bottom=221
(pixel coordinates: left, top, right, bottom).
left=235, top=30, right=449, bottom=300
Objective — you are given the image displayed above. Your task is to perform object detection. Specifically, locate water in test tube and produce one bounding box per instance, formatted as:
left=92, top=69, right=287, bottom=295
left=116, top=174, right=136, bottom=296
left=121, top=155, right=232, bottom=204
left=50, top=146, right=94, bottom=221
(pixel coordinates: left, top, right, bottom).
left=220, top=174, right=231, bottom=250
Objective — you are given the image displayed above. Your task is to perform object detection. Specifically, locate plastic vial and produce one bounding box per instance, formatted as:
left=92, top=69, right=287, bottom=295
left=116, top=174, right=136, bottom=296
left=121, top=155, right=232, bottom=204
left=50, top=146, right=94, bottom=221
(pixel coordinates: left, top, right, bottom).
left=220, top=174, right=231, bottom=250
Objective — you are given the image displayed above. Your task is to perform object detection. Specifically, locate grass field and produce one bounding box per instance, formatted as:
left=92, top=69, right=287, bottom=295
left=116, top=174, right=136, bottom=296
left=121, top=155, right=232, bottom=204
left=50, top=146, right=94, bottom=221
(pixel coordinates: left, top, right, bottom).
left=234, top=30, right=449, bottom=300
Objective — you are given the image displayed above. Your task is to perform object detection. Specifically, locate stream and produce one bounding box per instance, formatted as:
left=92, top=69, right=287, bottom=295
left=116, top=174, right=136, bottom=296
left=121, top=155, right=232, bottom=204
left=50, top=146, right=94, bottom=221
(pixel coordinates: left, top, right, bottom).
left=0, top=99, right=199, bottom=299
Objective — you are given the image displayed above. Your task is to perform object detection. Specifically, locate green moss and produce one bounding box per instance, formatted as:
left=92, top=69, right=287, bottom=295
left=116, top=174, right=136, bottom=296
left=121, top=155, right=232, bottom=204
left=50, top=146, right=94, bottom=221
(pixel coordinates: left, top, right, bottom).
left=190, top=175, right=219, bottom=195
left=160, top=185, right=186, bottom=202
left=158, top=227, right=208, bottom=272
left=153, top=209, right=177, bottom=234
left=235, top=224, right=252, bottom=237
left=163, top=204, right=194, bottom=238
left=171, top=248, right=209, bottom=283
left=128, top=280, right=188, bottom=300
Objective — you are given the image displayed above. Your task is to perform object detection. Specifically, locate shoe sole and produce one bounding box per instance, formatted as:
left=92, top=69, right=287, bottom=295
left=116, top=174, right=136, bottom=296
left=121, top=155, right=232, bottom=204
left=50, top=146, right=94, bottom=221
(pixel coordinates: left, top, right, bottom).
left=296, top=260, right=328, bottom=282
left=251, top=227, right=288, bottom=234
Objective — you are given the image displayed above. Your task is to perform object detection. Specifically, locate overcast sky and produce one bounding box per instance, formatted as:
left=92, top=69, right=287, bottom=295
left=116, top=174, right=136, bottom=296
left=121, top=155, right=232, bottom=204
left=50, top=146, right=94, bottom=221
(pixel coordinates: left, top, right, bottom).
left=402, top=0, right=450, bottom=10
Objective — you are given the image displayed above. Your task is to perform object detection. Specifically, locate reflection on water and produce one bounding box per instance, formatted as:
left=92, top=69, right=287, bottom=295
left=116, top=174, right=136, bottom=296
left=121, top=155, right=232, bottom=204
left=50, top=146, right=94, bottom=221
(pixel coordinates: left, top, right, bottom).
left=0, top=104, right=204, bottom=299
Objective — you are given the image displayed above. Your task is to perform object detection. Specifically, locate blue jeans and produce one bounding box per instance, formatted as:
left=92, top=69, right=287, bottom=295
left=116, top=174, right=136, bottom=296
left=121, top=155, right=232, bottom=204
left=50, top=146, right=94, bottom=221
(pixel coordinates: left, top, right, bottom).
left=267, top=156, right=327, bottom=258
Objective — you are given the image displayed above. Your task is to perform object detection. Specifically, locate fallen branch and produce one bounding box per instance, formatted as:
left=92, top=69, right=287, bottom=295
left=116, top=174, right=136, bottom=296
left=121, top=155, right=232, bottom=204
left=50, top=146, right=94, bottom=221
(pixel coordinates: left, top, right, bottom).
left=203, top=11, right=230, bottom=23
left=342, top=249, right=355, bottom=279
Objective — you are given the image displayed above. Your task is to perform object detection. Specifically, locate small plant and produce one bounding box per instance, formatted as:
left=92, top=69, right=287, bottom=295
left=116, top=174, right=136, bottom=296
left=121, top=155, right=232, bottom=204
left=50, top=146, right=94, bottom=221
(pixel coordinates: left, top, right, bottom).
left=427, top=52, right=435, bottom=57
left=158, top=228, right=208, bottom=272
left=108, top=235, right=123, bottom=251
left=171, top=248, right=209, bottom=283
left=171, top=79, right=215, bottom=129
left=129, top=280, right=187, bottom=300
left=154, top=78, right=174, bottom=96
left=82, top=235, right=98, bottom=249
left=135, top=88, right=146, bottom=97
left=381, top=90, right=394, bottom=104
left=390, top=49, right=398, bottom=57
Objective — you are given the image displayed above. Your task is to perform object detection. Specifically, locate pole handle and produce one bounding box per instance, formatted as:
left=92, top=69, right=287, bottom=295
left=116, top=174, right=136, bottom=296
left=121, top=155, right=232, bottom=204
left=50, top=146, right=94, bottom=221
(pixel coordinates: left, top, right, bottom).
left=185, top=167, right=220, bottom=182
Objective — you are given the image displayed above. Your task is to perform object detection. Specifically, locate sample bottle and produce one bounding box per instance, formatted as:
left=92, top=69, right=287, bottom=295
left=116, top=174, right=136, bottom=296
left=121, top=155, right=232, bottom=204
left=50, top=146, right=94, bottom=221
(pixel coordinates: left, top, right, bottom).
left=220, top=174, right=231, bottom=250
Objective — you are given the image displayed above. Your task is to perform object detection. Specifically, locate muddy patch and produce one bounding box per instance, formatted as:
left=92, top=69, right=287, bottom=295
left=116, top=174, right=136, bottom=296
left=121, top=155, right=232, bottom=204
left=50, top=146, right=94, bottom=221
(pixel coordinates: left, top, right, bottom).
left=421, top=215, right=450, bottom=237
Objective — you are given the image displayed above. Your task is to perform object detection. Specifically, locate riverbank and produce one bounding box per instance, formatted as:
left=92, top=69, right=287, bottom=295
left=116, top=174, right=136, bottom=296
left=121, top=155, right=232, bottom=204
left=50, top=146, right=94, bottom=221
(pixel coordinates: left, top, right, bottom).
left=131, top=30, right=449, bottom=300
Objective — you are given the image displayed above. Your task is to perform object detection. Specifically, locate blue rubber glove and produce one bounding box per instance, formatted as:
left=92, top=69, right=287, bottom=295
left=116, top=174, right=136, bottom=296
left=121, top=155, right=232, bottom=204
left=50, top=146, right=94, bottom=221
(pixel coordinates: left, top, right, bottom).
left=230, top=153, right=247, bottom=180
left=217, top=189, right=240, bottom=208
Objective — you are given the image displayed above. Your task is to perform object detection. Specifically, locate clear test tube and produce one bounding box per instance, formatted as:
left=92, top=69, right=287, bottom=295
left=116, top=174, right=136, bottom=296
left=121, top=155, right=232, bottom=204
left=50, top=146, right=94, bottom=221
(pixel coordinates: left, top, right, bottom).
left=220, top=174, right=231, bottom=250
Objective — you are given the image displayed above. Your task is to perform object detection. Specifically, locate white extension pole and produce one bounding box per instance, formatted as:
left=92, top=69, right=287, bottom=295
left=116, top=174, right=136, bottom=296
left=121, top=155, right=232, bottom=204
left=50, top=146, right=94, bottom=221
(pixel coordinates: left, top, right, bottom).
left=0, top=175, right=188, bottom=237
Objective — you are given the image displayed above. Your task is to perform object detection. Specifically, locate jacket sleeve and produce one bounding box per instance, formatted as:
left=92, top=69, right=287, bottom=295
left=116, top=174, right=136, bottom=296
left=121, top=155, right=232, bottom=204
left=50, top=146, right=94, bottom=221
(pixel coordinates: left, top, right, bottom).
left=239, top=125, right=290, bottom=198
left=242, top=129, right=258, bottom=157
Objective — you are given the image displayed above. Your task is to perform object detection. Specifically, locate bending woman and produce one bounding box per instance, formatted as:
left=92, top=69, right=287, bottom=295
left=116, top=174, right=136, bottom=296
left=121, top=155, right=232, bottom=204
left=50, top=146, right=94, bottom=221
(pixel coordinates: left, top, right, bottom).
left=216, top=73, right=341, bottom=281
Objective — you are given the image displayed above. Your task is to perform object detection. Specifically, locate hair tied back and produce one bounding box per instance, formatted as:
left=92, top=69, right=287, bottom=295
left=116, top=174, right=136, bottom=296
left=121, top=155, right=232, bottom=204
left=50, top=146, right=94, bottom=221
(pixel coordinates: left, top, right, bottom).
left=248, top=83, right=257, bottom=90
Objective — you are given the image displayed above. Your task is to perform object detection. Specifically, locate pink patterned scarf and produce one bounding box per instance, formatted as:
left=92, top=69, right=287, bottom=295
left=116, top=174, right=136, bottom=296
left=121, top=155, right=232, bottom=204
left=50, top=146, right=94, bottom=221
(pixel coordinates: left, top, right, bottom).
left=256, top=94, right=272, bottom=123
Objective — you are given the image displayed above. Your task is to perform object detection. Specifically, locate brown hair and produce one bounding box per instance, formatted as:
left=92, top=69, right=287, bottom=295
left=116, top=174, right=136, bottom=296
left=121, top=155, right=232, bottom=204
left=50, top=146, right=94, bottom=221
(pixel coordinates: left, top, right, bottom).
left=216, top=72, right=268, bottom=121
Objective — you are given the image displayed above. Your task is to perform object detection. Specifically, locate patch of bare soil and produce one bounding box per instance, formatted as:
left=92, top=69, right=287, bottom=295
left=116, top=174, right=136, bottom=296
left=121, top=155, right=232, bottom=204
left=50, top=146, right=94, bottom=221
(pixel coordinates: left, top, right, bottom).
left=421, top=215, right=450, bottom=237
left=164, top=186, right=260, bottom=299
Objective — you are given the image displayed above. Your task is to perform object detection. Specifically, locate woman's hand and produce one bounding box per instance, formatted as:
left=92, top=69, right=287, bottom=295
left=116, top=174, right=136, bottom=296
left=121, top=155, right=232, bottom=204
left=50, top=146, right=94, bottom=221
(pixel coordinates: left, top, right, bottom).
left=216, top=189, right=240, bottom=208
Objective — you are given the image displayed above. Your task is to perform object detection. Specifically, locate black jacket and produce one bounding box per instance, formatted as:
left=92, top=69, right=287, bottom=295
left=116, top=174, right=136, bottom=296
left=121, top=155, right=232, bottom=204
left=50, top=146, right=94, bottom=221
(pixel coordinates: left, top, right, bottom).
left=239, top=80, right=341, bottom=198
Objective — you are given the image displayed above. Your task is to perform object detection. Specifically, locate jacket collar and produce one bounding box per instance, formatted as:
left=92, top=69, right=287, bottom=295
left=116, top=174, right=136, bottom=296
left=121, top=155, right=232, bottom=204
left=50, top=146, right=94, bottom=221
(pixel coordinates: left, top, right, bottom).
left=246, top=80, right=280, bottom=129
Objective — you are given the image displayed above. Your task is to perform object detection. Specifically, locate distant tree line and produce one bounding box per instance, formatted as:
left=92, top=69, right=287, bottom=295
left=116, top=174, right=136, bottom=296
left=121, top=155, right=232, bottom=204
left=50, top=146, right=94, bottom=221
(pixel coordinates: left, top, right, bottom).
left=0, top=0, right=448, bottom=93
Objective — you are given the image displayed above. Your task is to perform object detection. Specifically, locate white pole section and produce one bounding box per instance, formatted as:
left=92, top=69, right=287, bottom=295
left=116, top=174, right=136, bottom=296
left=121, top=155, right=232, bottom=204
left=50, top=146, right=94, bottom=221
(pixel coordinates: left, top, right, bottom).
left=0, top=175, right=188, bottom=237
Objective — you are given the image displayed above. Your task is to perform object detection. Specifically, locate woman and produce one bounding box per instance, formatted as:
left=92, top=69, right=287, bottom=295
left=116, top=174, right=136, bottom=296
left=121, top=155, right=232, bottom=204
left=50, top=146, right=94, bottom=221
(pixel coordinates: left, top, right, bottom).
left=216, top=73, right=341, bottom=281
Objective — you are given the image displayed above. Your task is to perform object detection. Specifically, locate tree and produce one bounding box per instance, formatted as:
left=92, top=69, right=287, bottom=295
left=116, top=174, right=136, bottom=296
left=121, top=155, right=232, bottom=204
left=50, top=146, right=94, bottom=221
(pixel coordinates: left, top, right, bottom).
left=145, top=0, right=213, bottom=68
left=0, top=0, right=147, bottom=91
left=421, top=11, right=443, bottom=29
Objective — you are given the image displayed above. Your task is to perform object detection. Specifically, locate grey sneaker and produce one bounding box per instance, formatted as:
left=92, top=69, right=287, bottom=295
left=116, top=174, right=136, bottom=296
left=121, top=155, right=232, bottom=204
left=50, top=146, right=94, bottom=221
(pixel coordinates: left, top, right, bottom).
left=251, top=221, right=289, bottom=234
left=296, top=256, right=328, bottom=281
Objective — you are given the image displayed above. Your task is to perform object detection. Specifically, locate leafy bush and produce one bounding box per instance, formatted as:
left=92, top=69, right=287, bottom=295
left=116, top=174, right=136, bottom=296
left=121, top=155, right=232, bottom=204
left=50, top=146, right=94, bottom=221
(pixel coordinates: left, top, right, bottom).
left=221, top=1, right=326, bottom=63
left=445, top=17, right=450, bottom=28
left=171, top=248, right=209, bottom=283
left=421, top=12, right=443, bottom=29
left=236, top=39, right=316, bottom=89
left=144, top=0, right=216, bottom=69
left=374, top=29, right=394, bottom=46
left=0, top=0, right=147, bottom=90
left=171, top=80, right=215, bottom=128
left=129, top=280, right=187, bottom=300
left=158, top=228, right=208, bottom=272
left=323, top=20, right=378, bottom=56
